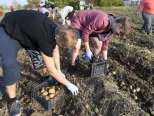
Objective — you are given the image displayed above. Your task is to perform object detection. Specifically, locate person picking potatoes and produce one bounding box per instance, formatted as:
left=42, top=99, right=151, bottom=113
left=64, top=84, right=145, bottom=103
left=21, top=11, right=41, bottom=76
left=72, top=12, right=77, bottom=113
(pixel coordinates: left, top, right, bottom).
left=70, top=10, right=131, bottom=67
left=0, top=10, right=78, bottom=116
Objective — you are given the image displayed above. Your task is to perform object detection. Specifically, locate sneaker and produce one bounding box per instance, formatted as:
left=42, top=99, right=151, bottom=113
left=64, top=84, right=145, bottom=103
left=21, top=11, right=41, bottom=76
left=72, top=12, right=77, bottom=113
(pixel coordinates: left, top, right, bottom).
left=8, top=100, right=21, bottom=116
left=148, top=33, right=153, bottom=36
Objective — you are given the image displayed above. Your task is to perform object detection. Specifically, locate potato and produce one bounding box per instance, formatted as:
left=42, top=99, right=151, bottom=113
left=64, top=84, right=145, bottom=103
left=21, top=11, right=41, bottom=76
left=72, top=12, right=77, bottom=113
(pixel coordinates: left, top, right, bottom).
left=49, top=88, right=56, bottom=94
left=112, top=71, right=116, bottom=75
left=85, top=104, right=89, bottom=109
left=133, top=89, right=136, bottom=93
left=41, top=89, right=45, bottom=93
left=42, top=91, right=48, bottom=96
left=51, top=86, right=56, bottom=90
left=129, top=85, right=133, bottom=90
left=136, top=87, right=140, bottom=92
left=49, top=93, right=55, bottom=99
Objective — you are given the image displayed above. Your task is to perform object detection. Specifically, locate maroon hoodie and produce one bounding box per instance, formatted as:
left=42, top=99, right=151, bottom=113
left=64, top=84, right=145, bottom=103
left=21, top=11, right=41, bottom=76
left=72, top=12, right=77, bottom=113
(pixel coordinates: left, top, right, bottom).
left=71, top=10, right=114, bottom=51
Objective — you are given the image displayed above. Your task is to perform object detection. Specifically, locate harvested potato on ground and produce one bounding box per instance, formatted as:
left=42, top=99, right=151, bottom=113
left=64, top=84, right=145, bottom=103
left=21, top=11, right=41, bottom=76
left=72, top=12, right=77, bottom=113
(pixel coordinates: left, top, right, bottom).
left=136, top=87, right=140, bottom=92
left=49, top=93, right=55, bottom=98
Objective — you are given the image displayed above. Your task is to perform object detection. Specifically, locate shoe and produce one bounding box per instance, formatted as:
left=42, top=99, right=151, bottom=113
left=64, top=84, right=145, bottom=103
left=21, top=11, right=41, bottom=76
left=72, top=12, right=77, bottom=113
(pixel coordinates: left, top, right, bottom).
left=148, top=33, right=153, bottom=36
left=140, top=29, right=146, bottom=34
left=8, top=100, right=21, bottom=116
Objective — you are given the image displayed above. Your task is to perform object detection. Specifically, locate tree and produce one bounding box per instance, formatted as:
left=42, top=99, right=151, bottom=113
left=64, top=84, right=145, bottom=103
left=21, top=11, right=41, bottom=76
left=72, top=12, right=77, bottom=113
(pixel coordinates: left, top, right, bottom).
left=27, top=0, right=39, bottom=4
left=17, top=4, right=22, bottom=9
left=12, top=0, right=19, bottom=8
left=0, top=5, right=3, bottom=10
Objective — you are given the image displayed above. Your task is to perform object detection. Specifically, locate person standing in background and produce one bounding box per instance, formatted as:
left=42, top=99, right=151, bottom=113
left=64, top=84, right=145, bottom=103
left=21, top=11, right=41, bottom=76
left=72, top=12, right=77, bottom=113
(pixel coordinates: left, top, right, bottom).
left=136, top=0, right=154, bottom=36
left=58, top=6, right=75, bottom=25
left=51, top=4, right=59, bottom=20
left=9, top=5, right=14, bottom=12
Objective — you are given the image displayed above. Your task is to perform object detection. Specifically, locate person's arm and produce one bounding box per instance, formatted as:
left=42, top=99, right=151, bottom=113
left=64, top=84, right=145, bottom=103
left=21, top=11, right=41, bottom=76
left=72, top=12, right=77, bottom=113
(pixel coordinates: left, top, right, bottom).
left=53, top=45, right=60, bottom=71
left=61, top=15, right=65, bottom=25
left=82, top=20, right=105, bottom=59
left=101, top=39, right=110, bottom=60
left=53, top=45, right=65, bottom=77
left=136, top=0, right=145, bottom=14
left=41, top=52, right=69, bottom=85
left=41, top=52, right=79, bottom=95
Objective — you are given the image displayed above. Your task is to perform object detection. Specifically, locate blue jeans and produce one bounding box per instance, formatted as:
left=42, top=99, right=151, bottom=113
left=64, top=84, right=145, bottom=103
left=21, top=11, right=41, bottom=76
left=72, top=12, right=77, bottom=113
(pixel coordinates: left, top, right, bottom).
left=0, top=27, right=22, bottom=86
left=142, top=12, right=154, bottom=34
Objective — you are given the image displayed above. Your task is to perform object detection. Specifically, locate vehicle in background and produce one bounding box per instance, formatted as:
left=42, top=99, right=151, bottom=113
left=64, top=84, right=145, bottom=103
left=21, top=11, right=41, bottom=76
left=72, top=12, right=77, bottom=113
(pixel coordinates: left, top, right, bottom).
left=77, top=0, right=93, bottom=10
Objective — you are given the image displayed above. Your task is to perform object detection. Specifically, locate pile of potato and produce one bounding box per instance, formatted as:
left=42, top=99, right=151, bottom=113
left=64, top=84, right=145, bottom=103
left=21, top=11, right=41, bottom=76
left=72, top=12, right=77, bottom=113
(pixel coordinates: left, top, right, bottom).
left=40, top=85, right=61, bottom=100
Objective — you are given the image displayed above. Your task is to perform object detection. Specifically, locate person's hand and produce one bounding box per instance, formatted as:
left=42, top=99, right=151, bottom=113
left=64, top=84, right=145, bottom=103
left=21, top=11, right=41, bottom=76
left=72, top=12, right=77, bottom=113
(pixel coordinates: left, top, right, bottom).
left=66, top=83, right=79, bottom=95
left=136, top=11, right=139, bottom=15
left=85, top=51, right=93, bottom=59
left=59, top=70, right=65, bottom=78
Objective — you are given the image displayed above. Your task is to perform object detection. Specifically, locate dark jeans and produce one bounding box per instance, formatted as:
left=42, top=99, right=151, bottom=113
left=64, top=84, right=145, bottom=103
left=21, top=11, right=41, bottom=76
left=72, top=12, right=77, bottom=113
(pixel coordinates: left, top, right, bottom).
left=0, top=27, right=22, bottom=86
left=142, top=12, right=154, bottom=34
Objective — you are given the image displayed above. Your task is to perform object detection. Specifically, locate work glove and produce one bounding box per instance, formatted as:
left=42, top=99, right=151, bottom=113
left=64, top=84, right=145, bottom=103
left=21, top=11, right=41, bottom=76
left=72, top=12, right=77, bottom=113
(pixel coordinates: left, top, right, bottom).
left=85, top=51, right=93, bottom=59
left=66, top=83, right=79, bottom=95
left=59, top=70, right=66, bottom=78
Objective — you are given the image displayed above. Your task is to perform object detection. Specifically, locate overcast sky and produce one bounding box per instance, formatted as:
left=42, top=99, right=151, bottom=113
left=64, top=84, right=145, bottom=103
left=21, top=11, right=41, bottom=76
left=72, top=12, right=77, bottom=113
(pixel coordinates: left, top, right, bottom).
left=0, top=0, right=28, bottom=6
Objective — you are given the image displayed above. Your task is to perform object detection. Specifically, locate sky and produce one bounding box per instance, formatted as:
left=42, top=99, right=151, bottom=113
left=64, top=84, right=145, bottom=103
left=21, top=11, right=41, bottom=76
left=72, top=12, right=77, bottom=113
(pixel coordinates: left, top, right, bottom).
left=0, top=0, right=28, bottom=6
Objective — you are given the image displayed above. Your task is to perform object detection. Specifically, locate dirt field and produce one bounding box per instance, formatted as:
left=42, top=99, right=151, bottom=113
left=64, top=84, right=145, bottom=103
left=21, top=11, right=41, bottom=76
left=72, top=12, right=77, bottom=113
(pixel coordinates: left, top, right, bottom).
left=0, top=7, right=154, bottom=116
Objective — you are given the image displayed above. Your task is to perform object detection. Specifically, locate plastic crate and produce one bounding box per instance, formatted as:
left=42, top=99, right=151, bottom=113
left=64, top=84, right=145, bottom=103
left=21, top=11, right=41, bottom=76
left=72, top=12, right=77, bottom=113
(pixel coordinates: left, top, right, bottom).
left=32, top=81, right=64, bottom=110
left=90, top=60, right=107, bottom=77
left=78, top=54, right=107, bottom=77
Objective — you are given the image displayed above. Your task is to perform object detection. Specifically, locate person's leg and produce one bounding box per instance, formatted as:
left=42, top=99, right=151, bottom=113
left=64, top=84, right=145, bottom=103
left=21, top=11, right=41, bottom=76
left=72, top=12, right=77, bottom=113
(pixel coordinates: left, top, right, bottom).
left=58, top=18, right=62, bottom=24
left=0, top=27, right=21, bottom=115
left=70, top=29, right=82, bottom=66
left=42, top=68, right=49, bottom=76
left=142, top=12, right=152, bottom=34
left=141, top=12, right=146, bottom=32
left=71, top=39, right=81, bottom=66
left=52, top=13, right=55, bottom=20
left=65, top=19, right=71, bottom=25
left=90, top=37, right=102, bottom=57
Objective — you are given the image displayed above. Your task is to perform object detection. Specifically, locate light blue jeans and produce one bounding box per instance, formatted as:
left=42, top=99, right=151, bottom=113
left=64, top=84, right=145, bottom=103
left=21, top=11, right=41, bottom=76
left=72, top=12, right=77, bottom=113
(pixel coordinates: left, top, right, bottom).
left=142, top=12, right=154, bottom=34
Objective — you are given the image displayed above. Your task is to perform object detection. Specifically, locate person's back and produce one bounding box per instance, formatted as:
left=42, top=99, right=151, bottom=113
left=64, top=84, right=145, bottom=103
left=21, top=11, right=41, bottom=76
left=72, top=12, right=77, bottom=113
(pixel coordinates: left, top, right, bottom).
left=72, top=10, right=109, bottom=32
left=59, top=6, right=73, bottom=17
left=138, top=0, right=154, bottom=14
left=1, top=10, right=57, bottom=55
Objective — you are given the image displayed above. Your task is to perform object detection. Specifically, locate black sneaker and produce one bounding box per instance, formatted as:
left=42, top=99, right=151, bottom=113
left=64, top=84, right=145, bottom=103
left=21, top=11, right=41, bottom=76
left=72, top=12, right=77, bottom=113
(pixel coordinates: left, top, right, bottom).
left=8, top=100, right=21, bottom=116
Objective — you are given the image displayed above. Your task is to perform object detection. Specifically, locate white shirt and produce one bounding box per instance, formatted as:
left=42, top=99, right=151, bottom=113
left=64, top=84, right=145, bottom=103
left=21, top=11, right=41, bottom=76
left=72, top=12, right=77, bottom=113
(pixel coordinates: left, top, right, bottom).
left=59, top=6, right=73, bottom=25
left=39, top=7, right=49, bottom=15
